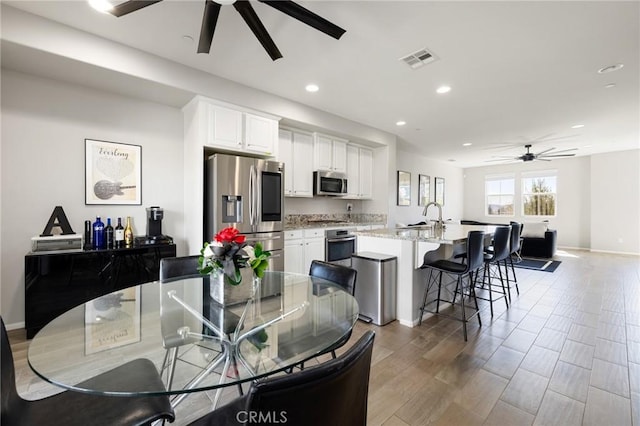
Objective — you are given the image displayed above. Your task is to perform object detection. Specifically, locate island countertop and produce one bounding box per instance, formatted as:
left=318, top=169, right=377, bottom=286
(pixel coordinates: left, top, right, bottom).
left=355, top=224, right=497, bottom=245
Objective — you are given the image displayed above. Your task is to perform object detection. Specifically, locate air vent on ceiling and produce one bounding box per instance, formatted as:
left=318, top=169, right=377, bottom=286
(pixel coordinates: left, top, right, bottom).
left=399, top=48, right=438, bottom=69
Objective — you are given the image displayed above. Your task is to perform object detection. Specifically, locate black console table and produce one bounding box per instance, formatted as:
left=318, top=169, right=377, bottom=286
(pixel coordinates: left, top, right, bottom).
left=24, top=244, right=176, bottom=338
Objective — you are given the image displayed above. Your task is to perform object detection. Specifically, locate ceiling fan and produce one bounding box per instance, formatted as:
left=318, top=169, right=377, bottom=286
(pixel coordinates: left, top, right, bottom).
left=103, top=0, right=346, bottom=60
left=487, top=144, right=578, bottom=163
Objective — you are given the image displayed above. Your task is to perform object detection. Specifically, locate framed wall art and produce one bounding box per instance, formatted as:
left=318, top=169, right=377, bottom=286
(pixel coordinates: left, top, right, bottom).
left=84, top=287, right=141, bottom=355
left=418, top=174, right=430, bottom=206
left=397, top=170, right=411, bottom=206
left=85, top=139, right=141, bottom=205
left=435, top=177, right=445, bottom=206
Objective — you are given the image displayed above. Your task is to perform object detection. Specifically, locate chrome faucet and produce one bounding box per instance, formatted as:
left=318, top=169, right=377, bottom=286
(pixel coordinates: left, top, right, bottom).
left=422, top=201, right=443, bottom=229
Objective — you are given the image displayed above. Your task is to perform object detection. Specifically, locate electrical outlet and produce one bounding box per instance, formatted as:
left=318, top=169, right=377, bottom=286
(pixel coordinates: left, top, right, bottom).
left=346, top=203, right=353, bottom=212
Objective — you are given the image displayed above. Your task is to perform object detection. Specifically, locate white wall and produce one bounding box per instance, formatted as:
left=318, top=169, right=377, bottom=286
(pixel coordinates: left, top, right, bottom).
left=0, top=70, right=185, bottom=326
left=590, top=150, right=640, bottom=254
left=395, top=150, right=464, bottom=227
left=463, top=151, right=640, bottom=254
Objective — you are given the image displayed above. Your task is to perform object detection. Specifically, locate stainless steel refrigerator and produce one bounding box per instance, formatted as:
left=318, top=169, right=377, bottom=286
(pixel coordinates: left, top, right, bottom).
left=205, top=153, right=285, bottom=273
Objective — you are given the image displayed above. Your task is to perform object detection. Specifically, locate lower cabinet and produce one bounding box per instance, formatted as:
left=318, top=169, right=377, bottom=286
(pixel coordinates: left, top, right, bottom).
left=24, top=244, right=177, bottom=338
left=284, top=229, right=325, bottom=274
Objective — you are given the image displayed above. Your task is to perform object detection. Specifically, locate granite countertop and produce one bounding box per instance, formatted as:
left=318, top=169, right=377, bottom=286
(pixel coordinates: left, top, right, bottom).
left=285, top=221, right=386, bottom=231
left=356, top=224, right=497, bottom=245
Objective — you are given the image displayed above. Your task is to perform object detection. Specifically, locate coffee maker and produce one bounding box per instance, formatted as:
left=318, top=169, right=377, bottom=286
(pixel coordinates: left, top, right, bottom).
left=135, top=206, right=173, bottom=245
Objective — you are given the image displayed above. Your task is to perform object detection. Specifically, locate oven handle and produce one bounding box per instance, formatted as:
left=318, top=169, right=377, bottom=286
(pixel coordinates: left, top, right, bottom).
left=326, top=236, right=357, bottom=243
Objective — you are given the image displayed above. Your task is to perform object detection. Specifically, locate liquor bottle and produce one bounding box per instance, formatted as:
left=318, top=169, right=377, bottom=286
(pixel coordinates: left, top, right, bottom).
left=83, top=220, right=92, bottom=250
left=114, top=217, right=125, bottom=249
left=105, top=218, right=114, bottom=249
left=124, top=216, right=134, bottom=248
left=92, top=216, right=105, bottom=250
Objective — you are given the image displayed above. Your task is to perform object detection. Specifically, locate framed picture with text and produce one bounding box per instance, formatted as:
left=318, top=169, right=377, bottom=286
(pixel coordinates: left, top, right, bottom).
left=85, top=139, right=141, bottom=205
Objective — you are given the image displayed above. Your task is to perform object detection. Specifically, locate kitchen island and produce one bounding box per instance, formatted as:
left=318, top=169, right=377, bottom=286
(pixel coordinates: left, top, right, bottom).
left=355, top=224, right=495, bottom=327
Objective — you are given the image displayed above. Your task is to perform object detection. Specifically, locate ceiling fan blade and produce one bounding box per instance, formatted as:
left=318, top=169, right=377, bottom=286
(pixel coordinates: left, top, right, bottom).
left=258, top=0, right=346, bottom=40
left=109, top=0, right=163, bottom=17
left=544, top=147, right=578, bottom=155
left=536, top=158, right=552, bottom=161
left=197, top=0, right=222, bottom=54
left=534, top=147, right=556, bottom=156
left=539, top=153, right=577, bottom=158
left=234, top=1, right=282, bottom=60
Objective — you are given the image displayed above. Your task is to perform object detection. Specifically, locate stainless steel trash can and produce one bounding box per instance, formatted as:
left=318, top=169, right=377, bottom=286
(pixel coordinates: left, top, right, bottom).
left=351, top=252, right=397, bottom=326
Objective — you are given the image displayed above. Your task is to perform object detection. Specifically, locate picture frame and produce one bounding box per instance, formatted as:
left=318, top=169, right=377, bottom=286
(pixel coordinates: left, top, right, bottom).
left=397, top=170, right=411, bottom=206
left=85, top=287, right=141, bottom=355
left=435, top=177, right=445, bottom=206
left=85, top=139, right=141, bottom=205
left=418, top=174, right=430, bottom=206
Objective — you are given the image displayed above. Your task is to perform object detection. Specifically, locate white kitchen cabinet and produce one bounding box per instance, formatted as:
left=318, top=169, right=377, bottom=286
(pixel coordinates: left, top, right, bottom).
left=207, top=103, right=243, bottom=149
left=198, top=98, right=279, bottom=155
left=279, top=128, right=313, bottom=197
left=244, top=113, right=278, bottom=155
left=345, top=145, right=373, bottom=199
left=313, top=133, right=347, bottom=172
left=284, top=229, right=325, bottom=274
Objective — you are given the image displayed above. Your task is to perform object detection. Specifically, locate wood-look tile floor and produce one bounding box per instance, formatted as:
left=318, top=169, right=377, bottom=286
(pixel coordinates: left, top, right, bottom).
left=8, top=249, right=640, bottom=425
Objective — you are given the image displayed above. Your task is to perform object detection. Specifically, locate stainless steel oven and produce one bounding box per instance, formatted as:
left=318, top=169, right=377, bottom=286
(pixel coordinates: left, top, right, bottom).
left=325, top=229, right=356, bottom=267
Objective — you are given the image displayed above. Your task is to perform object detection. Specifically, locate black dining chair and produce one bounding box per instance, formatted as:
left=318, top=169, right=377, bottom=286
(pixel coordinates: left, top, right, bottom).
left=476, top=226, right=511, bottom=317
left=307, top=260, right=357, bottom=360
left=1, top=316, right=175, bottom=426
left=418, top=231, right=485, bottom=341
left=159, top=255, right=244, bottom=405
left=186, top=330, right=375, bottom=426
left=159, top=255, right=206, bottom=391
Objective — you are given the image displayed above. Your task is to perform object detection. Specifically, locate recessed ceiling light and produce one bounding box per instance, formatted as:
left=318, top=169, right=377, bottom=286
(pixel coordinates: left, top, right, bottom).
left=436, top=85, right=451, bottom=94
left=597, top=63, right=624, bottom=74
left=305, top=84, right=319, bottom=93
left=605, top=83, right=617, bottom=89
left=182, top=35, right=194, bottom=43
left=396, top=121, right=406, bottom=126
left=462, top=142, right=472, bottom=147
left=571, top=124, right=585, bottom=129
left=88, top=0, right=113, bottom=13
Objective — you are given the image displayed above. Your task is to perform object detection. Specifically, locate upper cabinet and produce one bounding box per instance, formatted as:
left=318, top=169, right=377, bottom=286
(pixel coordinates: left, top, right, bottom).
left=313, top=133, right=347, bottom=172
left=345, top=144, right=373, bottom=199
left=279, top=128, right=314, bottom=197
left=186, top=96, right=280, bottom=156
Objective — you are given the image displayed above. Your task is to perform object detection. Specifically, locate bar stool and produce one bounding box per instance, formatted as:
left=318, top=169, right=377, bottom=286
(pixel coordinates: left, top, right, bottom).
left=476, top=226, right=511, bottom=316
left=418, top=231, right=485, bottom=341
left=505, top=222, right=522, bottom=302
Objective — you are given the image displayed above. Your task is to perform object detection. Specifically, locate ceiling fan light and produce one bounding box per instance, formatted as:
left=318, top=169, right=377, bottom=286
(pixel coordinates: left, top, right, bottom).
left=88, top=0, right=114, bottom=13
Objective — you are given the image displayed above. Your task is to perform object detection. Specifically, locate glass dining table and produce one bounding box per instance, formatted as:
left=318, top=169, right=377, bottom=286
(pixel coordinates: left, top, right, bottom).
left=27, top=271, right=359, bottom=408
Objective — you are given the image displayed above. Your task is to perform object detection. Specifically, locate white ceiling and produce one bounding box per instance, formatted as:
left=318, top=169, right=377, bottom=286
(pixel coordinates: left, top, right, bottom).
left=3, top=0, right=639, bottom=167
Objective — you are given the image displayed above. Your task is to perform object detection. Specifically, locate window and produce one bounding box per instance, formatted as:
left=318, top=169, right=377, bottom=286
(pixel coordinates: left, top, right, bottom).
left=522, top=171, right=557, bottom=216
left=485, top=175, right=514, bottom=216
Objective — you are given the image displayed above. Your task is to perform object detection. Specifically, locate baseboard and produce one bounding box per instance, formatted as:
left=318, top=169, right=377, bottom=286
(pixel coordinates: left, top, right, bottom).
left=4, top=321, right=25, bottom=331
left=589, top=249, right=640, bottom=257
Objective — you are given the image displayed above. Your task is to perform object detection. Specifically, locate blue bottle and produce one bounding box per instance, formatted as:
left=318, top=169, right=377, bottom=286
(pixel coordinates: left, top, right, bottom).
left=92, top=216, right=105, bottom=250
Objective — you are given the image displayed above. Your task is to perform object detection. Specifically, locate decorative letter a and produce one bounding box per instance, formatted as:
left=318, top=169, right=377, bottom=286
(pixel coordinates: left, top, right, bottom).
left=40, top=206, right=75, bottom=236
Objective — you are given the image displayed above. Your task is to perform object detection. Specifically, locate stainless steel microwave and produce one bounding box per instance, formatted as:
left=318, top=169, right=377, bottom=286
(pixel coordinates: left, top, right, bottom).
left=313, top=170, right=348, bottom=196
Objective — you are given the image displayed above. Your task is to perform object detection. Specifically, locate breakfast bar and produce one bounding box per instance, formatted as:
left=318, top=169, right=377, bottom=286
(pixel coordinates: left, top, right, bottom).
left=355, top=224, right=495, bottom=327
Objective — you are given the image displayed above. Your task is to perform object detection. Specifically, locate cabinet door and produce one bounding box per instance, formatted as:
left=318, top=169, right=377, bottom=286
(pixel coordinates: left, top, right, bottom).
left=359, top=148, right=373, bottom=199
left=332, top=139, right=347, bottom=173
left=303, top=237, right=325, bottom=273
left=284, top=239, right=305, bottom=274
left=244, top=113, right=276, bottom=155
left=279, top=129, right=293, bottom=196
left=208, top=104, right=242, bottom=149
left=345, top=145, right=360, bottom=198
left=313, top=134, right=333, bottom=171
left=292, top=132, right=314, bottom=197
